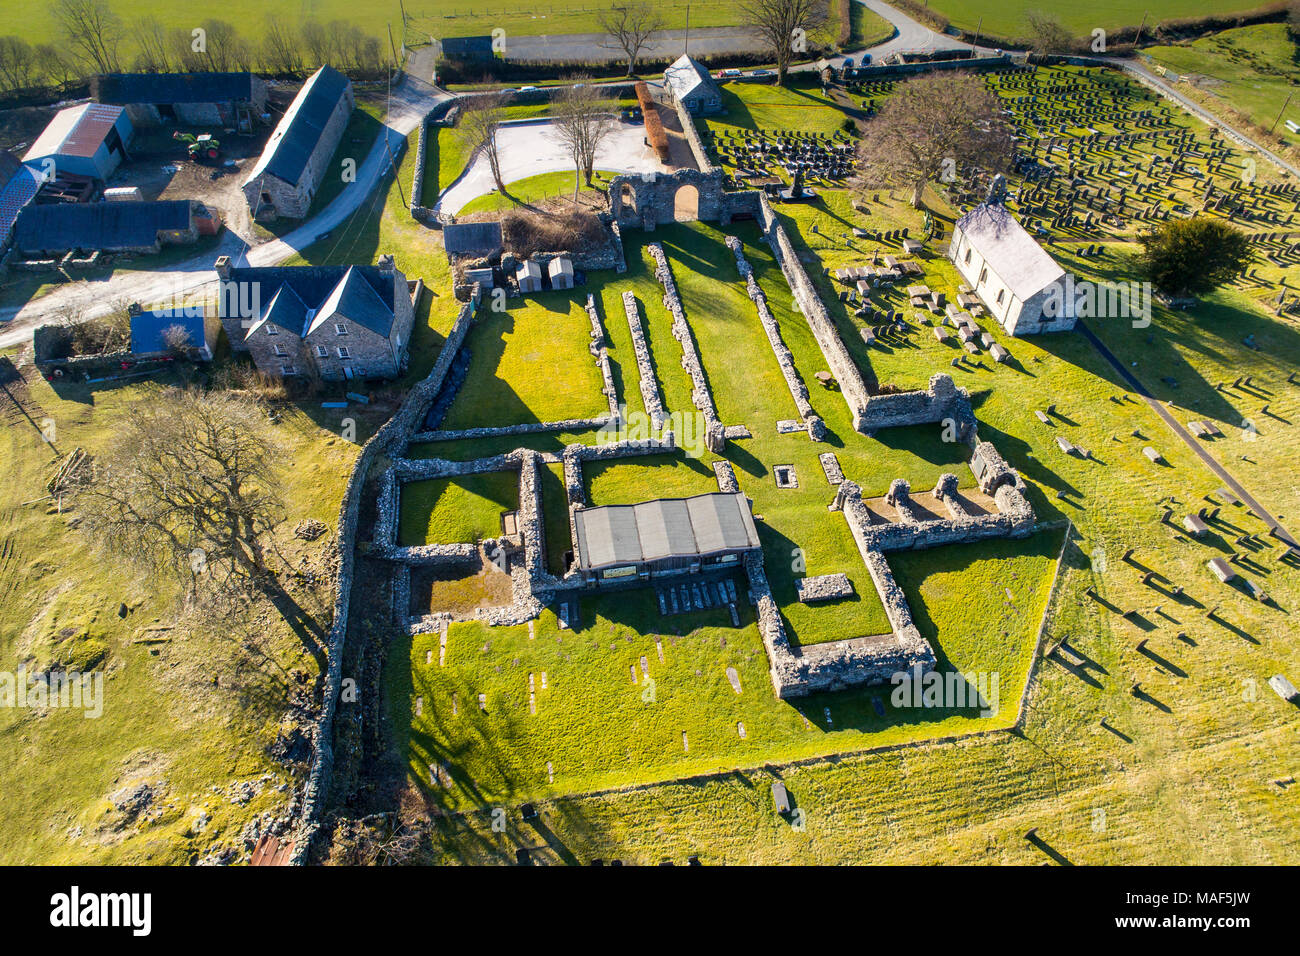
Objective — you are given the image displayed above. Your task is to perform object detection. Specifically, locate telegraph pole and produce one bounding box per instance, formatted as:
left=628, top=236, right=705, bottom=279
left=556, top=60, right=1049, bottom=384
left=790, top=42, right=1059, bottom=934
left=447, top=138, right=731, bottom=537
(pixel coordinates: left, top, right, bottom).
left=1269, top=93, right=1293, bottom=135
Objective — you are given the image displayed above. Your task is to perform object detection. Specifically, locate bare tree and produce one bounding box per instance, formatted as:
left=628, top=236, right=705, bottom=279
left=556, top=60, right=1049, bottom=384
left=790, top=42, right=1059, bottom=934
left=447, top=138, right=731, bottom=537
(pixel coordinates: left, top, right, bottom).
left=161, top=324, right=195, bottom=357
left=133, top=18, right=171, bottom=73
left=0, top=36, right=37, bottom=94
left=35, top=43, right=75, bottom=93
left=261, top=17, right=303, bottom=75
left=53, top=0, right=122, bottom=75
left=456, top=94, right=509, bottom=194
left=199, top=20, right=247, bottom=73
left=597, top=2, right=665, bottom=77
left=78, top=389, right=285, bottom=595
left=552, top=81, right=619, bottom=199
left=739, top=0, right=826, bottom=86
left=853, top=72, right=1012, bottom=208
left=1023, top=10, right=1076, bottom=54
left=301, top=20, right=332, bottom=68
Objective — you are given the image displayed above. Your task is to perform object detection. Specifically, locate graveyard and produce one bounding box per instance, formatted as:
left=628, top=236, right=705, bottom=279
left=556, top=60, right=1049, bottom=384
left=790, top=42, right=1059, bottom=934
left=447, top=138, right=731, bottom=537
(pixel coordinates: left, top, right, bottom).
left=364, top=56, right=1300, bottom=861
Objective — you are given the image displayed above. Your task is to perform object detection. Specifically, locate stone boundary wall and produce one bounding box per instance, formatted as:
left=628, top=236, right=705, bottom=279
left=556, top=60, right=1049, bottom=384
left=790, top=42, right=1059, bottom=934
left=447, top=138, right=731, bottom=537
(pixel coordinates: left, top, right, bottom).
left=724, top=235, right=822, bottom=436
left=646, top=242, right=725, bottom=453
left=858, top=372, right=977, bottom=435
left=842, top=478, right=1035, bottom=556
left=674, top=97, right=715, bottom=174
left=586, top=293, right=621, bottom=420
left=410, top=415, right=613, bottom=444
left=291, top=289, right=480, bottom=863
left=410, top=98, right=461, bottom=222
left=621, top=290, right=667, bottom=428
left=755, top=194, right=872, bottom=431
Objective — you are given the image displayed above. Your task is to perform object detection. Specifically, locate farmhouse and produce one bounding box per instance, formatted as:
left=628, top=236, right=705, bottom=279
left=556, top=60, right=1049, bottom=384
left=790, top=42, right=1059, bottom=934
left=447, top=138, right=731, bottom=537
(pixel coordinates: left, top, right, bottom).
left=242, top=65, right=354, bottom=220
left=10, top=200, right=216, bottom=256
left=215, top=255, right=416, bottom=381
left=22, top=103, right=134, bottom=182
left=572, top=492, right=761, bottom=584
left=949, top=202, right=1070, bottom=336
left=92, top=72, right=268, bottom=130
left=663, top=55, right=723, bottom=115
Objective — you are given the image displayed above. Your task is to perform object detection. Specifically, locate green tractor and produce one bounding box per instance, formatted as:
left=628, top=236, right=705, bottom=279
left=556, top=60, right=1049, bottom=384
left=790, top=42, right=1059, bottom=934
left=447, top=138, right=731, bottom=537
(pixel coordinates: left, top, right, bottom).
left=173, top=131, right=221, bottom=162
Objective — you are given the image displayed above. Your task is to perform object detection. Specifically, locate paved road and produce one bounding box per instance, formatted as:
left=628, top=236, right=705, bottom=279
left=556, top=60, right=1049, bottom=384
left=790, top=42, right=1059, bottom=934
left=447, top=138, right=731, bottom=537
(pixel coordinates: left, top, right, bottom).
left=435, top=117, right=666, bottom=215
left=0, top=75, right=450, bottom=349
left=500, top=0, right=976, bottom=66
left=1078, top=321, right=1298, bottom=551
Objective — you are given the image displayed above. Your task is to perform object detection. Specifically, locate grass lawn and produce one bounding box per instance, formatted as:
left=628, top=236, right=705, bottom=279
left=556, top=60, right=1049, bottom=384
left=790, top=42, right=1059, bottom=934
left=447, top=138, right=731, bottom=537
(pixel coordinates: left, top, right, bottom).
left=422, top=125, right=475, bottom=209
left=0, top=360, right=355, bottom=863
left=457, top=169, right=619, bottom=215
left=1145, top=24, right=1300, bottom=146
left=841, top=0, right=897, bottom=49
left=398, top=472, right=521, bottom=547
left=702, top=79, right=852, bottom=139
left=438, top=293, right=610, bottom=430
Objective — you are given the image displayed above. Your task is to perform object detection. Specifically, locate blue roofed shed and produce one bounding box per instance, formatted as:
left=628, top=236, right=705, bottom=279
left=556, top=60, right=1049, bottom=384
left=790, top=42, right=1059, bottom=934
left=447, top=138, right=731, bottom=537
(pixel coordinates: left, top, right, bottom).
left=129, top=305, right=219, bottom=360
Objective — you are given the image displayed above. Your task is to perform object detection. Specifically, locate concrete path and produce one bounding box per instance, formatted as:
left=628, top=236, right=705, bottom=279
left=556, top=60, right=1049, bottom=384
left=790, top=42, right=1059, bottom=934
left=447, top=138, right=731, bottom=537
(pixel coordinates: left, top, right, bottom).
left=1078, top=321, right=1298, bottom=550
left=434, top=117, right=667, bottom=215
left=0, top=75, right=450, bottom=349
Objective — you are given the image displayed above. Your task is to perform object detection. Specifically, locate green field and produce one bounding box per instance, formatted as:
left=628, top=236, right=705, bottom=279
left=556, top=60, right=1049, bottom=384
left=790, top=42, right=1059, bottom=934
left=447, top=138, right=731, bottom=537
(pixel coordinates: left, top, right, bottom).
left=456, top=168, right=619, bottom=214
left=917, top=0, right=1268, bottom=40
left=398, top=472, right=521, bottom=546
left=1145, top=24, right=1300, bottom=141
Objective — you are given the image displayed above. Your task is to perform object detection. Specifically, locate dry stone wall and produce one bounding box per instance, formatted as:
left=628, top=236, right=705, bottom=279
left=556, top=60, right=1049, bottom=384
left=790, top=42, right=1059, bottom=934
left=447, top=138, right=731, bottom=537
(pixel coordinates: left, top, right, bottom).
left=622, top=290, right=667, bottom=428
left=646, top=242, right=725, bottom=453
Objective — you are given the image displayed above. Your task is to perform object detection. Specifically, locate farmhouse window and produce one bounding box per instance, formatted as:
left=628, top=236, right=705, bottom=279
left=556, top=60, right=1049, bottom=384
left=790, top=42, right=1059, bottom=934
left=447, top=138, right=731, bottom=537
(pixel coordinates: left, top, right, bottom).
left=273, top=344, right=287, bottom=357
left=337, top=346, right=352, bottom=359
left=335, top=323, right=349, bottom=335
left=316, top=346, right=328, bottom=358
left=266, top=325, right=279, bottom=335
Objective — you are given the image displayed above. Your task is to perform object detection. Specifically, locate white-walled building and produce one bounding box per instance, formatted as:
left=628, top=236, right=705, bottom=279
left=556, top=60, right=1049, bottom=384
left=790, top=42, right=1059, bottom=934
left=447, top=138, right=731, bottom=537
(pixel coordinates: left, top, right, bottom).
left=949, top=203, right=1071, bottom=336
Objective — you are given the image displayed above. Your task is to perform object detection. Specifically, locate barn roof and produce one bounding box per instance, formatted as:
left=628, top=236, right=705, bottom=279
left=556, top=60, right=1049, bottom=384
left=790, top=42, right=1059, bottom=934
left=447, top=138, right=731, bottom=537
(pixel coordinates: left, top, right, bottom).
left=443, top=220, right=502, bottom=259
left=664, top=55, right=717, bottom=102
left=245, top=65, right=350, bottom=187
left=23, top=104, right=126, bottom=162
left=93, top=72, right=255, bottom=106
left=0, top=165, right=42, bottom=248
left=956, top=203, right=1064, bottom=301
left=12, top=200, right=192, bottom=253
left=573, top=492, right=760, bottom=571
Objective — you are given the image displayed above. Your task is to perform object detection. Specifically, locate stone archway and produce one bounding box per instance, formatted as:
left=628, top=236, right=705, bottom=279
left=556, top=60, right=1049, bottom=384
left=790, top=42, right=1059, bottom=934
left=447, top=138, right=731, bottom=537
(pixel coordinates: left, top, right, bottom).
left=673, top=183, right=699, bottom=222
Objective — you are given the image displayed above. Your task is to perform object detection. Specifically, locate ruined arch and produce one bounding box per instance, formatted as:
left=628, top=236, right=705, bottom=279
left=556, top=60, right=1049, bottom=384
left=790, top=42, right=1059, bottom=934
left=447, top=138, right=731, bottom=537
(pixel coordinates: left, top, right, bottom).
left=672, top=183, right=699, bottom=222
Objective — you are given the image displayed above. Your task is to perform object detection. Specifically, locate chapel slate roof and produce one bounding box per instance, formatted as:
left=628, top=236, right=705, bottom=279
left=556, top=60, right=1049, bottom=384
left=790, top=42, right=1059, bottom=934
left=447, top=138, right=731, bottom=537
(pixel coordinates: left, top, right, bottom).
left=956, top=203, right=1065, bottom=301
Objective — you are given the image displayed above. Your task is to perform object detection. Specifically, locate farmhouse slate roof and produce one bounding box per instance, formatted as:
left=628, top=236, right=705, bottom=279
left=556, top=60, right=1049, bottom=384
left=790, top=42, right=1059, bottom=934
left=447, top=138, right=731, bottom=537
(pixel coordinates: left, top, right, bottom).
left=956, top=202, right=1064, bottom=301
left=573, top=492, right=760, bottom=571
left=12, top=199, right=192, bottom=253
left=245, top=65, right=350, bottom=187
left=225, top=264, right=398, bottom=339
left=92, top=72, right=255, bottom=105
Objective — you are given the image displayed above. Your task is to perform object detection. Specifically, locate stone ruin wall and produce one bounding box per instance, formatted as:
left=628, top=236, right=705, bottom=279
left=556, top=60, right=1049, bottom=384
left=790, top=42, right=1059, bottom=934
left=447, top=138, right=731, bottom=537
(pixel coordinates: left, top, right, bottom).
left=646, top=242, right=725, bottom=453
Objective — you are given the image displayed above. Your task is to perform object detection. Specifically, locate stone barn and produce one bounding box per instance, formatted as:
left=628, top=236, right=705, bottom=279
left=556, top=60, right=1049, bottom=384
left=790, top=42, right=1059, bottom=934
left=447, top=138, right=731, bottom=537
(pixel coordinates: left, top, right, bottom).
left=92, top=72, right=268, bottom=130
left=663, top=54, right=722, bottom=115
left=215, top=254, right=415, bottom=381
left=22, top=103, right=133, bottom=182
left=242, top=65, right=354, bottom=220
left=572, top=492, right=761, bottom=585
left=11, top=199, right=211, bottom=255
left=949, top=202, right=1070, bottom=336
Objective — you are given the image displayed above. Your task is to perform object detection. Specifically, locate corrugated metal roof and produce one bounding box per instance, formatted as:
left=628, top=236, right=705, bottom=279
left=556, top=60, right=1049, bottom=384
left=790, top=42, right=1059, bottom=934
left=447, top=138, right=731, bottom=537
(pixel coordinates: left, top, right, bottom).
left=23, top=104, right=126, bottom=162
left=93, top=71, right=253, bottom=105
left=956, top=203, right=1064, bottom=301
left=245, top=65, right=350, bottom=187
left=0, top=166, right=42, bottom=247
left=12, top=200, right=192, bottom=253
left=574, top=492, right=760, bottom=571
